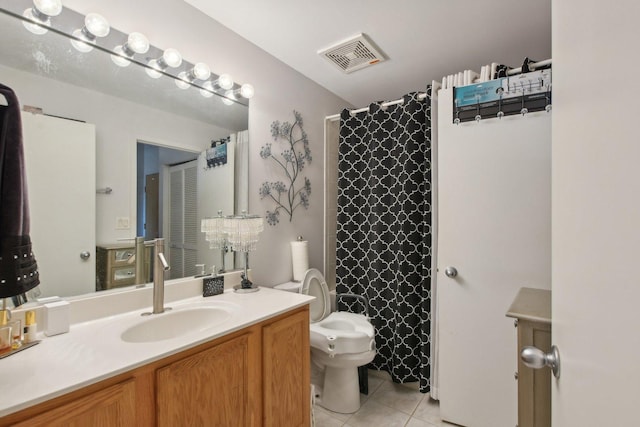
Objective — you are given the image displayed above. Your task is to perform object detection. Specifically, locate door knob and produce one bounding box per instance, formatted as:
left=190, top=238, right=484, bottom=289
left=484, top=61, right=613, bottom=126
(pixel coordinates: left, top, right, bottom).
left=521, top=345, right=561, bottom=379
left=444, top=266, right=458, bottom=278
left=80, top=251, right=91, bottom=260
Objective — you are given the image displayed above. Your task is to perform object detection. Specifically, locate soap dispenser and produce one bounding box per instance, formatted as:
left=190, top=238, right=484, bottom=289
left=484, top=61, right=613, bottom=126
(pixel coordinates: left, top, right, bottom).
left=203, top=266, right=224, bottom=297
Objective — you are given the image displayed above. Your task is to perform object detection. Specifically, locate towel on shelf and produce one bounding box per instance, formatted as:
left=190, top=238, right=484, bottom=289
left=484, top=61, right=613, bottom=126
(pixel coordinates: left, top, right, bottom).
left=0, top=83, right=39, bottom=298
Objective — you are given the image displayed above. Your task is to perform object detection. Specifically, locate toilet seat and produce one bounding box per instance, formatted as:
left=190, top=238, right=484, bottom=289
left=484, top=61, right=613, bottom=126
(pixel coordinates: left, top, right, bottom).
left=301, top=269, right=375, bottom=356
left=301, top=268, right=331, bottom=322
left=311, top=312, right=375, bottom=355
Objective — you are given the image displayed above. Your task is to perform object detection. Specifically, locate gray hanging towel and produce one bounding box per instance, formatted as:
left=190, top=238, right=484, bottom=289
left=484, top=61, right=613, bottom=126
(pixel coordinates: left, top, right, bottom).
left=0, top=83, right=39, bottom=298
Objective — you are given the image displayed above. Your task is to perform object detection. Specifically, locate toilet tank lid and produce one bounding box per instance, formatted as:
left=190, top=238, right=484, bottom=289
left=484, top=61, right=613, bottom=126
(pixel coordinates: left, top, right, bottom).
left=274, top=281, right=302, bottom=291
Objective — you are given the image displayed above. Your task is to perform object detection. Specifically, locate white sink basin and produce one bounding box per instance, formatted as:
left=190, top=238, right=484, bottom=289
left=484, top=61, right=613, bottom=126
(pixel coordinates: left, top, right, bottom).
left=121, top=305, right=236, bottom=343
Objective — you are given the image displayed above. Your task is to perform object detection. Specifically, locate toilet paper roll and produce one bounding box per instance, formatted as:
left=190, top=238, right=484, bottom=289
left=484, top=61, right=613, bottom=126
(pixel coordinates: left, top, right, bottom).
left=290, top=240, right=309, bottom=282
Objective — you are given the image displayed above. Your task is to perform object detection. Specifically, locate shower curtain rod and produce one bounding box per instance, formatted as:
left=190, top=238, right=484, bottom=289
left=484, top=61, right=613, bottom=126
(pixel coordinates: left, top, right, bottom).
left=326, top=92, right=427, bottom=122
left=326, top=59, right=552, bottom=122
left=507, top=58, right=552, bottom=75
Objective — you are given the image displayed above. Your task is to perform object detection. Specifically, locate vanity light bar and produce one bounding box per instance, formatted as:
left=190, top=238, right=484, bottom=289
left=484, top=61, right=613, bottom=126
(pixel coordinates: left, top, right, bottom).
left=20, top=2, right=255, bottom=102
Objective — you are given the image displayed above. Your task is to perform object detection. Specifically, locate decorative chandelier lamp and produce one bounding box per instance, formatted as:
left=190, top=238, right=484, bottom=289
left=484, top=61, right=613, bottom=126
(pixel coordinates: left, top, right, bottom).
left=223, top=212, right=264, bottom=293
left=201, top=210, right=228, bottom=273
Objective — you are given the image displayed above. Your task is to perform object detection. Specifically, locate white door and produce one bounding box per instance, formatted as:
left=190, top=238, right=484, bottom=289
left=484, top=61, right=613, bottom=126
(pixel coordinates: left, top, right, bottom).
left=166, top=161, right=198, bottom=278
left=22, top=113, right=96, bottom=298
left=196, top=142, right=235, bottom=273
left=551, top=0, right=640, bottom=425
left=437, top=88, right=551, bottom=427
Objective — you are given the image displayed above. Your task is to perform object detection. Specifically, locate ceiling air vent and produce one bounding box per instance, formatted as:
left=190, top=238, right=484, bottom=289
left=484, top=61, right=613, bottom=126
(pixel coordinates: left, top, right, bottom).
left=318, top=33, right=385, bottom=74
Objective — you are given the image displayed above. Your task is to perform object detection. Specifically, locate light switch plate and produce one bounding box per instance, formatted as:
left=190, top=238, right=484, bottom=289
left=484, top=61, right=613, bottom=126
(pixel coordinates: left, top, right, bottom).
left=116, top=217, right=130, bottom=229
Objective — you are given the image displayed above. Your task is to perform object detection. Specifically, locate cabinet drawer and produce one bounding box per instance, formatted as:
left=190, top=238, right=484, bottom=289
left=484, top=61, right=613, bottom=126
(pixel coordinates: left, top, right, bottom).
left=112, top=249, right=135, bottom=266
left=109, top=266, right=136, bottom=288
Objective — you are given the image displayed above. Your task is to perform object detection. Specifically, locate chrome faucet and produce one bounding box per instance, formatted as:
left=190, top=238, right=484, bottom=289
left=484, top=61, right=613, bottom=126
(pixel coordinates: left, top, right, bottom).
left=142, top=238, right=170, bottom=315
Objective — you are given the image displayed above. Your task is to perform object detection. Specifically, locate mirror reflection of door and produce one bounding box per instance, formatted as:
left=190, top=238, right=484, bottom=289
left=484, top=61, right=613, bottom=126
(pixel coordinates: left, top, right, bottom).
left=136, top=141, right=198, bottom=280
left=144, top=173, right=159, bottom=239
left=22, top=114, right=96, bottom=298
left=167, top=161, right=198, bottom=279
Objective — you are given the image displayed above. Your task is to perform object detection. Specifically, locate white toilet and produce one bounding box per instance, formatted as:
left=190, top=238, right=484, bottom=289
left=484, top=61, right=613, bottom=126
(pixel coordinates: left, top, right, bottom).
left=276, top=268, right=376, bottom=414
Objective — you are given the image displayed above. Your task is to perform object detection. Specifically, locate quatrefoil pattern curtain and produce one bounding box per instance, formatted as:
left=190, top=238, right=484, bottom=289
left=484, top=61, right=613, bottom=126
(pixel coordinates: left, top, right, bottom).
left=336, top=90, right=432, bottom=393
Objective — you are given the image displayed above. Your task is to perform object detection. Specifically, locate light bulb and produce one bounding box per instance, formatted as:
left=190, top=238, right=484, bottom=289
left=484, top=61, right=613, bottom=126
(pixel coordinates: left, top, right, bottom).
left=84, top=13, right=109, bottom=37
left=145, top=59, right=163, bottom=79
left=193, top=63, right=211, bottom=80
left=70, top=29, right=93, bottom=52
left=217, top=74, right=234, bottom=90
left=33, top=0, right=62, bottom=17
left=162, top=48, right=182, bottom=68
left=199, top=81, right=214, bottom=98
left=70, top=13, right=110, bottom=52
left=240, top=83, right=255, bottom=99
left=127, top=32, right=149, bottom=54
left=175, top=71, right=191, bottom=90
left=222, top=90, right=236, bottom=106
left=111, top=45, right=131, bottom=67
left=22, top=0, right=62, bottom=35
left=22, top=8, right=49, bottom=35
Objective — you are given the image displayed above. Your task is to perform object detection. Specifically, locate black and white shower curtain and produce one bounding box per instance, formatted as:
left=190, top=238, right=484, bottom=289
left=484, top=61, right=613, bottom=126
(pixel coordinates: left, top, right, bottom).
left=336, top=90, right=432, bottom=393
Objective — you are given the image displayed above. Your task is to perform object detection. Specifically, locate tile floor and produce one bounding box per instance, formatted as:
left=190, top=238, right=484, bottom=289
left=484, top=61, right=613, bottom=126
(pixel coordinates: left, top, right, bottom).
left=313, top=371, right=458, bottom=427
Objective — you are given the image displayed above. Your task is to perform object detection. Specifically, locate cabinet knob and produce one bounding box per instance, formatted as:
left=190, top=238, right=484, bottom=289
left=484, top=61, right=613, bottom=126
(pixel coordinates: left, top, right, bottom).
left=520, top=345, right=561, bottom=379
left=80, top=251, right=91, bottom=260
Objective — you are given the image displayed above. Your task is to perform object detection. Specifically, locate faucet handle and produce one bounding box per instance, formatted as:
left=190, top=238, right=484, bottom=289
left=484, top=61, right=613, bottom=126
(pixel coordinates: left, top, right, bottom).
left=158, top=253, right=170, bottom=271
left=143, top=238, right=165, bottom=247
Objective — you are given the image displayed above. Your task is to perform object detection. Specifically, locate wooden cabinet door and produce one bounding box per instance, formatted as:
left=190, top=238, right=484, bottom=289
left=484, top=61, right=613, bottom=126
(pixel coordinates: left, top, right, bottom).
left=262, top=308, right=310, bottom=427
left=156, top=332, right=260, bottom=427
left=518, top=320, right=551, bottom=427
left=14, top=379, right=136, bottom=427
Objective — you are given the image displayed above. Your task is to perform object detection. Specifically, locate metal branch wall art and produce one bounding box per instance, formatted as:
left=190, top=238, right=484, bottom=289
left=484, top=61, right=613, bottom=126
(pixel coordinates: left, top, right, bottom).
left=259, top=110, right=311, bottom=225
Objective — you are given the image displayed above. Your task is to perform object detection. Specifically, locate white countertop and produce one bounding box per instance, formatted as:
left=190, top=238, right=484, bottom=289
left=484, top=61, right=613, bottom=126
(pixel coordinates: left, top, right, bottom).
left=505, top=287, right=551, bottom=324
left=0, top=284, right=312, bottom=417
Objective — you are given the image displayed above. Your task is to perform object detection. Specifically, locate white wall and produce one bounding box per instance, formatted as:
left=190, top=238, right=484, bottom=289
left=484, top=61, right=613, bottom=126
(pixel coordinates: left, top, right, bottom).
left=553, top=0, right=640, bottom=425
left=64, top=0, right=351, bottom=286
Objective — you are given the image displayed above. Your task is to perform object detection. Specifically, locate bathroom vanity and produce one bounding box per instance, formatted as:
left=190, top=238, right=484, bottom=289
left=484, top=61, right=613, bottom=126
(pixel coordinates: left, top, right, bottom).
left=506, top=287, right=552, bottom=427
left=0, top=281, right=312, bottom=426
left=95, top=243, right=152, bottom=290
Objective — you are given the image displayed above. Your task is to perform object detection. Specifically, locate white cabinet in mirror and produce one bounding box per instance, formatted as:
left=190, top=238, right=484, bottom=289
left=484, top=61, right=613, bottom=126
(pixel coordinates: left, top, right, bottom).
left=0, top=0, right=251, bottom=305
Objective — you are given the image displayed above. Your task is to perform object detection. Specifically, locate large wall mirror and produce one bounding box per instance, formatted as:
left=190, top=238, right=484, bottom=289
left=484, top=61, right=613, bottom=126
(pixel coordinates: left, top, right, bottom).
left=0, top=0, right=250, bottom=304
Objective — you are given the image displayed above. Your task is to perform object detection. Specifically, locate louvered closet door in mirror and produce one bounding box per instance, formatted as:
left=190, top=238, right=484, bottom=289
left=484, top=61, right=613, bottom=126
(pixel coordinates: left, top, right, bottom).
left=167, top=161, right=198, bottom=279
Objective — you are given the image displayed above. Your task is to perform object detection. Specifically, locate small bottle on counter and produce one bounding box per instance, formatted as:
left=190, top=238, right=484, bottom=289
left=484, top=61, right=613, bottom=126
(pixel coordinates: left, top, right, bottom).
left=23, top=310, right=37, bottom=343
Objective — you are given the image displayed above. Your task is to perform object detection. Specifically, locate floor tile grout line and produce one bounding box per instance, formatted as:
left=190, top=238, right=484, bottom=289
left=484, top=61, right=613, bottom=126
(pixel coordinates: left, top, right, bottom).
left=315, top=371, right=440, bottom=427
